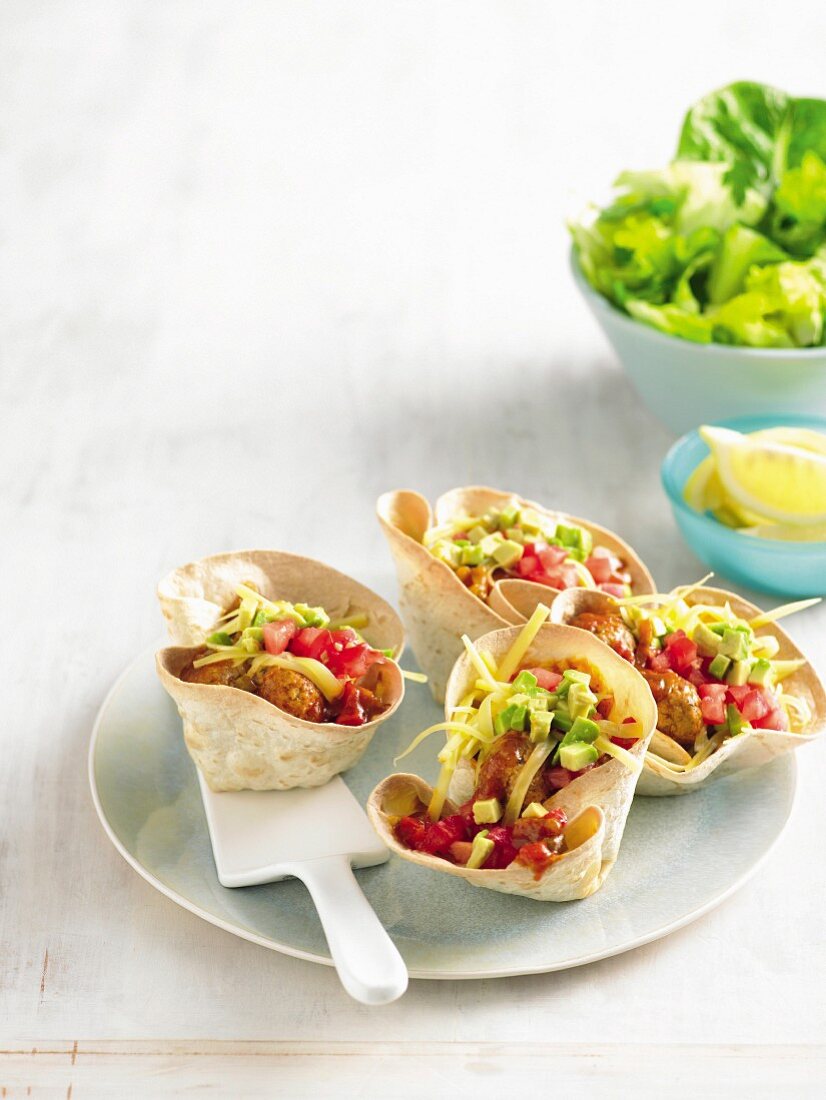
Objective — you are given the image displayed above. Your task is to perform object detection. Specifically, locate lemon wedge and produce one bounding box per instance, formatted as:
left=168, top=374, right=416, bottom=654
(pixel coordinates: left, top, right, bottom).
left=750, top=426, right=826, bottom=457
left=699, top=426, right=826, bottom=526
left=683, top=452, right=769, bottom=526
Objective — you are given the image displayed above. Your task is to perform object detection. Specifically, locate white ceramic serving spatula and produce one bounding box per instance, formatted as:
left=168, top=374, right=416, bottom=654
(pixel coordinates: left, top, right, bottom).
left=197, top=771, right=408, bottom=1005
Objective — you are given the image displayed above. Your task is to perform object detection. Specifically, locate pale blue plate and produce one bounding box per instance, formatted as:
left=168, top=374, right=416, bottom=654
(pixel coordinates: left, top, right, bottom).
left=661, top=413, right=826, bottom=597
left=89, top=645, right=796, bottom=979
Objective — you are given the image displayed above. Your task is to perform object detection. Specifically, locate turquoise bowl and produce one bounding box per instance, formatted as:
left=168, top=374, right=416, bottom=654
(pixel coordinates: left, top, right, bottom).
left=571, top=251, right=826, bottom=435
left=661, top=414, right=826, bottom=598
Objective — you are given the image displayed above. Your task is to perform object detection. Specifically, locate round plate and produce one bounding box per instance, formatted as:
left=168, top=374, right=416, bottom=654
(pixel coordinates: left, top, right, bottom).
left=89, top=645, right=797, bottom=979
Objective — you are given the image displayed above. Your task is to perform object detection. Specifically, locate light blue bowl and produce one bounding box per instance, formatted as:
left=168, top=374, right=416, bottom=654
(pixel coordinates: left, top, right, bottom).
left=571, top=251, right=826, bottom=436
left=661, top=414, right=826, bottom=597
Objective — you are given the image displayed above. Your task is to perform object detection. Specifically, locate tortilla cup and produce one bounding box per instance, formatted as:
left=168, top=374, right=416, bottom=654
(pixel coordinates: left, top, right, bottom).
left=156, top=550, right=405, bottom=791
left=367, top=623, right=657, bottom=901
left=377, top=486, right=654, bottom=703
left=551, top=586, right=826, bottom=796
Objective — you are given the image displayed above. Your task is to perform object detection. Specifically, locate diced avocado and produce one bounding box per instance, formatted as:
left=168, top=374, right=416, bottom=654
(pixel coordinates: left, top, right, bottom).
left=559, top=742, right=599, bottom=771
left=295, top=602, right=330, bottom=628
left=726, top=704, right=748, bottom=737
left=719, top=628, right=749, bottom=661
left=556, top=523, right=584, bottom=549
left=239, top=627, right=264, bottom=653
left=748, top=658, right=773, bottom=686
left=529, top=710, right=553, bottom=741
left=522, top=802, right=549, bottom=819
left=552, top=710, right=574, bottom=733
left=495, top=703, right=527, bottom=733
left=504, top=526, right=525, bottom=544
left=508, top=692, right=531, bottom=708
left=468, top=524, right=489, bottom=545
left=567, top=682, right=598, bottom=720
left=708, top=653, right=731, bottom=679
left=512, top=670, right=538, bottom=692
left=726, top=659, right=751, bottom=686
left=492, top=539, right=524, bottom=569
left=466, top=830, right=494, bottom=870
left=694, top=622, right=722, bottom=655
left=479, top=533, right=504, bottom=558
left=509, top=704, right=528, bottom=732
left=709, top=623, right=727, bottom=636
left=498, top=505, right=520, bottom=530
left=562, top=668, right=591, bottom=686
left=519, top=508, right=544, bottom=534
left=528, top=692, right=549, bottom=712
left=207, top=631, right=235, bottom=647
left=460, top=544, right=485, bottom=566
left=430, top=539, right=461, bottom=568
left=472, top=798, right=503, bottom=825
left=562, top=715, right=600, bottom=744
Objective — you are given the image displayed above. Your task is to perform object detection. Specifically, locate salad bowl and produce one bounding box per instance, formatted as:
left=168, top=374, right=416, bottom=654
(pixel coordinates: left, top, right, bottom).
left=572, top=252, right=826, bottom=435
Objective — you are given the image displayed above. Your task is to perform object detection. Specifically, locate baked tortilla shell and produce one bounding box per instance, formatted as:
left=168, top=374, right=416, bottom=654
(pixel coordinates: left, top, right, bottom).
left=158, top=548, right=404, bottom=653
left=377, top=486, right=654, bottom=703
left=367, top=623, right=657, bottom=900
left=551, top=585, right=826, bottom=796
left=156, top=550, right=405, bottom=791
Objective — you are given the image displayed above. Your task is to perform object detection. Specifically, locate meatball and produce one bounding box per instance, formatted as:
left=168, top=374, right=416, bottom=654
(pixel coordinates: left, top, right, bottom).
left=642, top=669, right=704, bottom=747
left=570, top=612, right=635, bottom=662
left=180, top=653, right=240, bottom=687
left=475, top=733, right=551, bottom=809
left=257, top=666, right=326, bottom=723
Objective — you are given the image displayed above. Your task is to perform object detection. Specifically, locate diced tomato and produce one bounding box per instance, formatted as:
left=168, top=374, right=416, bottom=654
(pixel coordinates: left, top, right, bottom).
left=753, top=707, right=789, bottom=731
left=599, top=583, right=627, bottom=598
left=726, top=684, right=752, bottom=707
left=700, top=694, right=726, bottom=725
left=648, top=650, right=671, bottom=672
left=698, top=683, right=727, bottom=699
left=526, top=667, right=563, bottom=691
left=517, top=550, right=539, bottom=578
left=483, top=826, right=518, bottom=869
left=612, top=736, right=637, bottom=749
left=329, top=628, right=358, bottom=647
left=585, top=552, right=612, bottom=584
left=326, top=643, right=383, bottom=680
left=396, top=816, right=427, bottom=850
left=538, top=544, right=569, bottom=571
left=665, top=633, right=698, bottom=671
left=737, top=690, right=770, bottom=723
left=687, top=666, right=710, bottom=687
left=262, top=618, right=297, bottom=655
left=596, top=696, right=614, bottom=719
left=546, top=766, right=573, bottom=789
left=622, top=715, right=638, bottom=724
left=418, top=814, right=469, bottom=856
left=290, top=627, right=333, bottom=660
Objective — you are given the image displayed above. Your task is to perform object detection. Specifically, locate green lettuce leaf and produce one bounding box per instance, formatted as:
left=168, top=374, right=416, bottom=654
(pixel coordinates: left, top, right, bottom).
left=771, top=151, right=826, bottom=256
left=677, top=82, right=791, bottom=202
left=571, top=82, right=826, bottom=347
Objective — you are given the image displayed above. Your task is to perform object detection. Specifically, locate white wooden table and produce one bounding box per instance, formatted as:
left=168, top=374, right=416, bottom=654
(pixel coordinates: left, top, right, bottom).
left=3, top=2, right=826, bottom=1095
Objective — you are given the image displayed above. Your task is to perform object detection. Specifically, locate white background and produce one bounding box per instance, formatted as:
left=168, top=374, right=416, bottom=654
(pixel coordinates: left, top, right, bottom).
left=2, top=1, right=825, bottom=1095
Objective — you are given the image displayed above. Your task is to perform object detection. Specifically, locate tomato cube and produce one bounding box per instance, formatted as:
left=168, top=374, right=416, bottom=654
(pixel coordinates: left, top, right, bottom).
left=262, top=619, right=297, bottom=655
left=700, top=695, right=726, bottom=725
left=527, top=667, right=563, bottom=691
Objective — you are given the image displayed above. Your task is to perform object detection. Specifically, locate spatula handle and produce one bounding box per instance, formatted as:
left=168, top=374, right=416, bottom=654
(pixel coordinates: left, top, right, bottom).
left=291, top=854, right=408, bottom=1005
